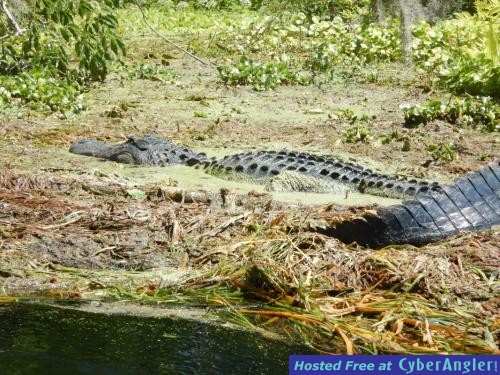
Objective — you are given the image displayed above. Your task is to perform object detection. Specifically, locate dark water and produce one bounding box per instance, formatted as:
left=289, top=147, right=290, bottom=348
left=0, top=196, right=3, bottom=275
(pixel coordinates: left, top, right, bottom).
left=0, top=303, right=311, bottom=375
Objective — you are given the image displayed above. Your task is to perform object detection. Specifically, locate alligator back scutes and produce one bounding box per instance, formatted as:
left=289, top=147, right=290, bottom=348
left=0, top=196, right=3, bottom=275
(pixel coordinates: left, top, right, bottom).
left=206, top=150, right=441, bottom=198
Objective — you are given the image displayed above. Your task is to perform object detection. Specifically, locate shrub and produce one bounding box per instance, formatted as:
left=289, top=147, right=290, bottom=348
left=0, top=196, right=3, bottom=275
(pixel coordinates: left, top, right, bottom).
left=0, top=71, right=85, bottom=115
left=401, top=96, right=498, bottom=132
left=218, top=56, right=309, bottom=90
left=437, top=54, right=499, bottom=97
left=0, top=0, right=128, bottom=115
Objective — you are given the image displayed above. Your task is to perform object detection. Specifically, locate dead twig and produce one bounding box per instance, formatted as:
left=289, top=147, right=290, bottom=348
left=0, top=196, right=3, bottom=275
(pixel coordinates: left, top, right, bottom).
left=199, top=212, right=251, bottom=239
left=134, top=0, right=213, bottom=66
left=0, top=0, right=25, bottom=40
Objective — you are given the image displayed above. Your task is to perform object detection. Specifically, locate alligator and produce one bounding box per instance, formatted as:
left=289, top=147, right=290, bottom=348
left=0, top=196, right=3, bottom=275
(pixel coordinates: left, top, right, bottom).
left=70, top=135, right=500, bottom=248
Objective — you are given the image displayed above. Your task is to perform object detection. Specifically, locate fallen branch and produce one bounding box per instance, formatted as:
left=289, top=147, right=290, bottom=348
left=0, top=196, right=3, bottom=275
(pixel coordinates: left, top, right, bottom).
left=0, top=0, right=25, bottom=39
left=134, top=0, right=213, bottom=66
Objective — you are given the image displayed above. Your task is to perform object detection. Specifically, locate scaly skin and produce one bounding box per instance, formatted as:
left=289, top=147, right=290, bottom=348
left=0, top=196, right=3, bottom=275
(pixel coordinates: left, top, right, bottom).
left=69, top=136, right=500, bottom=247
left=204, top=150, right=442, bottom=198
left=319, top=161, right=500, bottom=248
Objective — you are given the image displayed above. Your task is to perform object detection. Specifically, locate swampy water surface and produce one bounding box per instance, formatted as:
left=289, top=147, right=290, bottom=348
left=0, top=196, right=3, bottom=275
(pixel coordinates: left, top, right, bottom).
left=0, top=303, right=311, bottom=375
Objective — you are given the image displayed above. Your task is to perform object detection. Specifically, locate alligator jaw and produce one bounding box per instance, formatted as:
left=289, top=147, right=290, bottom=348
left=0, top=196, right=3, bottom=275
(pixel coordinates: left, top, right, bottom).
left=70, top=139, right=114, bottom=158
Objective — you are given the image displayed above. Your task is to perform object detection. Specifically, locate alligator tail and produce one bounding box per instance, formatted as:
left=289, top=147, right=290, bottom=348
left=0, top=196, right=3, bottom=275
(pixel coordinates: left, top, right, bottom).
left=321, top=161, right=500, bottom=248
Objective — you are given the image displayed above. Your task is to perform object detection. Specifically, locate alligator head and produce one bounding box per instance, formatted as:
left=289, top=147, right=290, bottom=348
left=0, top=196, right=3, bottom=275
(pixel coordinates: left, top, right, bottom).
left=69, top=137, right=156, bottom=164
left=70, top=135, right=207, bottom=166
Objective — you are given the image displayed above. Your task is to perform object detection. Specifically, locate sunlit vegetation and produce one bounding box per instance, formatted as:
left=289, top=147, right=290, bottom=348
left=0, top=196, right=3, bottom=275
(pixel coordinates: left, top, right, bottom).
left=0, top=0, right=498, bottom=357
left=401, top=96, right=498, bottom=132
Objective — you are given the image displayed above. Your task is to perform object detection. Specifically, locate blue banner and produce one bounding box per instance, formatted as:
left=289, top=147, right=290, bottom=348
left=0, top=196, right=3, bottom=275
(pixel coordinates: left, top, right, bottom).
left=289, top=355, right=499, bottom=375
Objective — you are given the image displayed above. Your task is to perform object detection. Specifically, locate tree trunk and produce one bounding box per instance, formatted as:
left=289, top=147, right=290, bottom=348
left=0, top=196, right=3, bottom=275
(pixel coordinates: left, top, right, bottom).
left=371, top=0, right=473, bottom=63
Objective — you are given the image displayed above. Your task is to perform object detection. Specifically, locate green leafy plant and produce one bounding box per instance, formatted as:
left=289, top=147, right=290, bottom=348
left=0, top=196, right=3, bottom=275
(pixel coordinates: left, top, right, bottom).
left=124, top=61, right=177, bottom=81
left=411, top=1, right=499, bottom=97
left=257, top=0, right=370, bottom=22
left=342, top=124, right=371, bottom=143
left=401, top=97, right=498, bottom=132
left=307, top=20, right=400, bottom=73
left=437, top=54, right=499, bottom=97
left=1, top=0, right=127, bottom=80
left=0, top=0, right=128, bottom=115
left=334, top=108, right=369, bottom=123
left=427, top=143, right=457, bottom=162
left=218, top=56, right=309, bottom=90
left=0, top=71, right=85, bottom=115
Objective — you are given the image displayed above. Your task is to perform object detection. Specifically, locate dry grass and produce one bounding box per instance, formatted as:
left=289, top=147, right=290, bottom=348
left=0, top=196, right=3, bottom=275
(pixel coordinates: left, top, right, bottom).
left=0, top=170, right=498, bottom=354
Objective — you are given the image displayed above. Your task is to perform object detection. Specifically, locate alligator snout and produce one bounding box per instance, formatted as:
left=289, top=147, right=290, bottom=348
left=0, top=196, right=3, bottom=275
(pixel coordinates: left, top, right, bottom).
left=69, top=139, right=106, bottom=157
